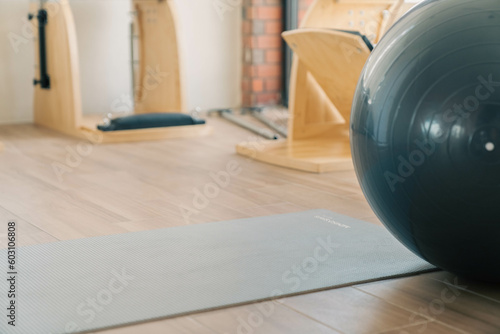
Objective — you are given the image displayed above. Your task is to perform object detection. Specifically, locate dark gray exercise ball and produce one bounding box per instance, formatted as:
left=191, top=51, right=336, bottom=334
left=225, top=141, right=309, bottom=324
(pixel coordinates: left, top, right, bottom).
left=351, top=0, right=500, bottom=282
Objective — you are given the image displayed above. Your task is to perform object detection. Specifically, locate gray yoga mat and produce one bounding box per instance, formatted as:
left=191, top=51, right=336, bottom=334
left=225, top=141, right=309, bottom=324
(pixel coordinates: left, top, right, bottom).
left=0, top=210, right=435, bottom=333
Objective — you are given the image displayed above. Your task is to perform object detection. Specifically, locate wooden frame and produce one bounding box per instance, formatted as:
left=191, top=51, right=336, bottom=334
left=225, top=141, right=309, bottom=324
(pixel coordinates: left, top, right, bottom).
left=31, top=0, right=211, bottom=144
left=237, top=0, right=415, bottom=172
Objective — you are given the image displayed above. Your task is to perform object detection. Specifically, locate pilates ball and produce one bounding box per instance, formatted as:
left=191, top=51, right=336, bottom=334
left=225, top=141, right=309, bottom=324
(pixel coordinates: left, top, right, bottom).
left=351, top=0, right=500, bottom=282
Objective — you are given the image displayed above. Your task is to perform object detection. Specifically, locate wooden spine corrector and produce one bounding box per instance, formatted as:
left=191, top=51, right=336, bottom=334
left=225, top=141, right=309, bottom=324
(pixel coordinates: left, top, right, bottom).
left=236, top=0, right=415, bottom=173
left=30, top=0, right=211, bottom=144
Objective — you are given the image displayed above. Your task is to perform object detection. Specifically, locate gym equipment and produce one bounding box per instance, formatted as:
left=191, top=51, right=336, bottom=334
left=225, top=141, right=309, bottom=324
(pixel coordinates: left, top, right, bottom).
left=237, top=0, right=415, bottom=172
left=32, top=8, right=50, bottom=89
left=29, top=0, right=211, bottom=144
left=251, top=108, right=288, bottom=138
left=97, top=113, right=205, bottom=132
left=351, top=0, right=500, bottom=282
left=0, top=210, right=434, bottom=333
left=212, top=108, right=281, bottom=140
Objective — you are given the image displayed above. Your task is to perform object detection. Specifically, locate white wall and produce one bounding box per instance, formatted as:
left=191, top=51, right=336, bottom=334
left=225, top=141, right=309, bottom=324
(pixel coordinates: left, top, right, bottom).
left=0, top=0, right=242, bottom=124
left=72, top=0, right=133, bottom=116
left=176, top=0, right=242, bottom=111
left=0, top=0, right=35, bottom=123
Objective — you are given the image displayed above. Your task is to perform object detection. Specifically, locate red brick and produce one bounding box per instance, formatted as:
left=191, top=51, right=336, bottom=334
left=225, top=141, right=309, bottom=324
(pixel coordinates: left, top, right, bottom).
left=242, top=78, right=251, bottom=92
left=265, top=78, right=282, bottom=91
left=243, top=36, right=257, bottom=48
left=241, top=1, right=284, bottom=107
left=242, top=94, right=256, bottom=107
left=265, top=49, right=282, bottom=63
left=265, top=20, right=283, bottom=34
left=256, top=92, right=281, bottom=105
left=243, top=21, right=252, bottom=35
left=255, top=6, right=282, bottom=20
left=252, top=79, right=264, bottom=92
left=243, top=65, right=258, bottom=77
left=257, top=35, right=282, bottom=48
left=256, top=64, right=282, bottom=77
left=245, top=7, right=255, bottom=19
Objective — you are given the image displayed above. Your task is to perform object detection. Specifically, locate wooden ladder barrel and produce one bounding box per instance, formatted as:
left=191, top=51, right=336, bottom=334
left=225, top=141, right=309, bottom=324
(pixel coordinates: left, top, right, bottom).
left=31, top=0, right=82, bottom=137
left=236, top=0, right=416, bottom=173
left=30, top=0, right=211, bottom=144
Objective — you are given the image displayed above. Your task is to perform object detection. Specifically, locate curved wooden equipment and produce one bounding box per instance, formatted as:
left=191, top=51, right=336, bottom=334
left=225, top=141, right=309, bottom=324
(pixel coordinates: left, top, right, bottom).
left=237, top=0, right=415, bottom=173
left=31, top=0, right=211, bottom=144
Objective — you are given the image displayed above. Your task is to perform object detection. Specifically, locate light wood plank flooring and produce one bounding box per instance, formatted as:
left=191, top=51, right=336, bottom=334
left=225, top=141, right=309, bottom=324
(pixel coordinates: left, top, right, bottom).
left=0, top=117, right=499, bottom=334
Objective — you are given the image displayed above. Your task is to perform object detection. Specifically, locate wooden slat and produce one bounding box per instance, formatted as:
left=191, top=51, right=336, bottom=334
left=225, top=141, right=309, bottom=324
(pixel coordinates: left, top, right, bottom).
left=193, top=302, right=342, bottom=334
left=0, top=206, right=58, bottom=247
left=237, top=138, right=353, bottom=173
left=357, top=275, right=500, bottom=333
left=281, top=286, right=428, bottom=333
left=378, top=321, right=461, bottom=334
left=283, top=29, right=371, bottom=122
left=92, top=316, right=220, bottom=334
left=427, top=271, right=500, bottom=304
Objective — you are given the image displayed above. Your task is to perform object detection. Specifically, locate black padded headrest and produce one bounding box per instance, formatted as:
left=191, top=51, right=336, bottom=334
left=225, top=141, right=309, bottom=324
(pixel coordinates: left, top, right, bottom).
left=328, top=29, right=374, bottom=51
left=97, top=113, right=206, bottom=132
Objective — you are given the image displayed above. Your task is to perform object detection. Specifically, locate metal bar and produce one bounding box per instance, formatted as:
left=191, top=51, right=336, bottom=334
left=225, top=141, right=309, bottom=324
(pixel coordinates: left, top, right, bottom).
left=130, top=22, right=135, bottom=101
left=34, top=8, right=50, bottom=89
left=282, top=0, right=299, bottom=107
left=252, top=110, right=288, bottom=138
left=220, top=110, right=279, bottom=140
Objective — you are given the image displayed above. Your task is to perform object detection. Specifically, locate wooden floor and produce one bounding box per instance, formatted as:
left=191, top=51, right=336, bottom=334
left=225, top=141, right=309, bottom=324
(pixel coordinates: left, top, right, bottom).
left=0, top=117, right=499, bottom=334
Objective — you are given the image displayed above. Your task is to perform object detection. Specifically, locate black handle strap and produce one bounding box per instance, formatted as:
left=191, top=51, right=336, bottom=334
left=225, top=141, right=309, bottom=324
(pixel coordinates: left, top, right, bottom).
left=30, top=9, right=50, bottom=89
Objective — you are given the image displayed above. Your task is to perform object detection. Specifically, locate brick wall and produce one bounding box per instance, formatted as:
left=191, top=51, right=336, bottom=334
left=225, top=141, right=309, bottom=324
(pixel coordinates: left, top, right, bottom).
left=242, top=0, right=283, bottom=107
left=241, top=0, right=316, bottom=107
